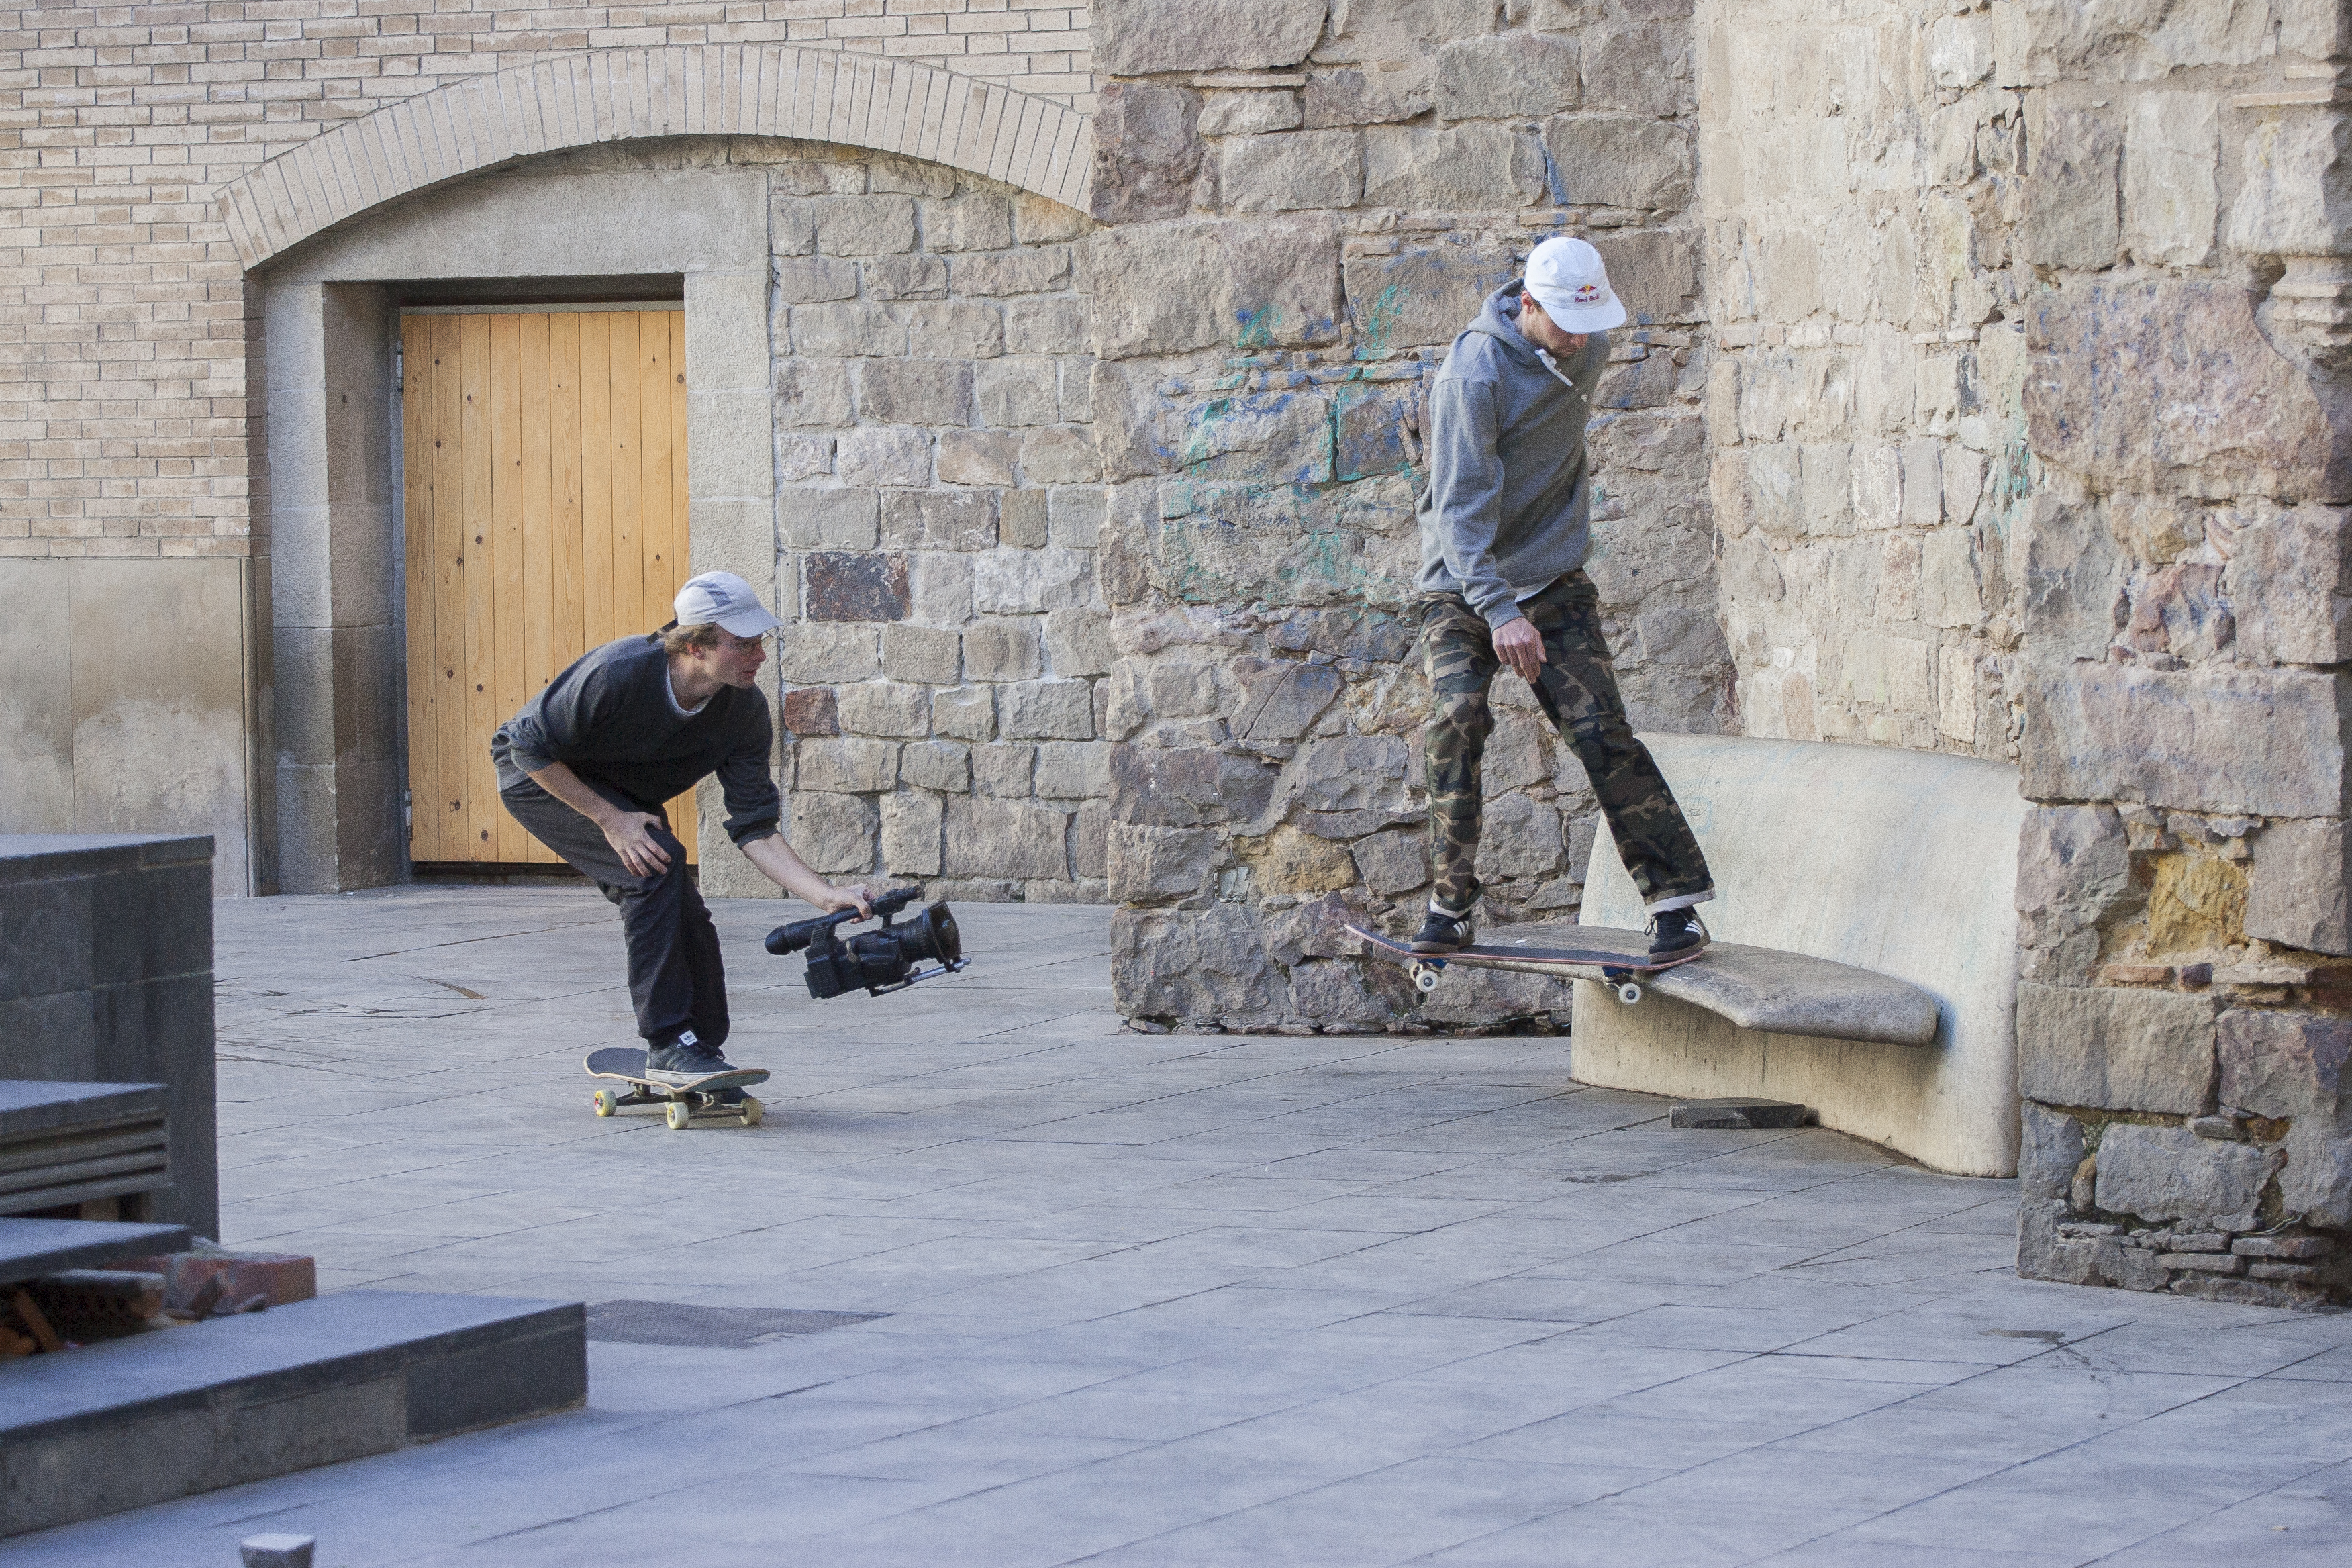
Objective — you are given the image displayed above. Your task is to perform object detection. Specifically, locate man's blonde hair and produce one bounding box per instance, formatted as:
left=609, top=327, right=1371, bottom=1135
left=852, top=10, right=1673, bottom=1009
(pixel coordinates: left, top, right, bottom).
left=660, top=622, right=724, bottom=656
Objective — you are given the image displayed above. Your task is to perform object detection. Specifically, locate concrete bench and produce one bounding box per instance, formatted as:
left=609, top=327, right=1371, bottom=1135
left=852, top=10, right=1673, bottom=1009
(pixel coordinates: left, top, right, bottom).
left=1572, top=734, right=2028, bottom=1177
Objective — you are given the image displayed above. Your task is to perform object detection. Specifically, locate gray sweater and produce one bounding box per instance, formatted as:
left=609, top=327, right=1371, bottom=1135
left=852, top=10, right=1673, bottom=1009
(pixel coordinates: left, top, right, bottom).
left=1414, top=282, right=1610, bottom=629
left=492, top=634, right=780, bottom=849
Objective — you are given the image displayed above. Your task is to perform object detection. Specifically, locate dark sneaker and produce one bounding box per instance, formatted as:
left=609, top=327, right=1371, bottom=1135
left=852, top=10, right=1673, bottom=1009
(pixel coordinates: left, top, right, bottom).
left=1649, top=908, right=1707, bottom=957
left=1412, top=908, right=1475, bottom=954
left=644, top=1034, right=734, bottom=1085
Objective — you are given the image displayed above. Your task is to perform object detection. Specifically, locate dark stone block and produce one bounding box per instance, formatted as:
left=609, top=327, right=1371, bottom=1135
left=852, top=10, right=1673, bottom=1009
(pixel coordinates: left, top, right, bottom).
left=0, top=835, right=209, bottom=887
left=0, top=1081, right=170, bottom=1220
left=805, top=552, right=909, bottom=622
left=0, top=835, right=217, bottom=1240
left=0, top=1217, right=189, bottom=1286
left=1670, top=1098, right=1811, bottom=1130
left=782, top=686, right=840, bottom=736
left=91, top=975, right=217, bottom=1238
left=0, top=1291, right=583, bottom=1536
left=0, top=877, right=91, bottom=1003
left=89, top=863, right=211, bottom=987
left=0, top=991, right=101, bottom=1081
left=406, top=1318, right=587, bottom=1439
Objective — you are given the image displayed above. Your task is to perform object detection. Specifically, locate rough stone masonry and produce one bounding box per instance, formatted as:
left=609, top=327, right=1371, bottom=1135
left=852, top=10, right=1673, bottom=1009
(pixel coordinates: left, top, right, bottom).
left=1080, top=1, right=2352, bottom=1310
left=1085, top=0, right=1724, bottom=1038
left=3, top=0, right=2351, bottom=1312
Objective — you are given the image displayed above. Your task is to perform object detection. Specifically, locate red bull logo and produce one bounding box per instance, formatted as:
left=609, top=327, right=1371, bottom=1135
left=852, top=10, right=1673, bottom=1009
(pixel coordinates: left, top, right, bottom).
left=1571, top=283, right=1605, bottom=303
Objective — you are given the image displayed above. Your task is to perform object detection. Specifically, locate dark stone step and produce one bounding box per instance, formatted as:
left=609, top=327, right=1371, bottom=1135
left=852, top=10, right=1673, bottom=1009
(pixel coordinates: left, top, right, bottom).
left=1, top=1289, right=585, bottom=1536
left=0, top=1217, right=189, bottom=1287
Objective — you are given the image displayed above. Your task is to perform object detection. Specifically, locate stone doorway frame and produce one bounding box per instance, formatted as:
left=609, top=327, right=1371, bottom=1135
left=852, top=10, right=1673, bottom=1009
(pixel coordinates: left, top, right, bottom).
left=227, top=47, right=1094, bottom=892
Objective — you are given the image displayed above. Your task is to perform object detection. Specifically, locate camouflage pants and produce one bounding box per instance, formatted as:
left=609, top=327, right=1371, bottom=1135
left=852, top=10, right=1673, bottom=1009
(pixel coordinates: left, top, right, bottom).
left=1419, top=571, right=1712, bottom=914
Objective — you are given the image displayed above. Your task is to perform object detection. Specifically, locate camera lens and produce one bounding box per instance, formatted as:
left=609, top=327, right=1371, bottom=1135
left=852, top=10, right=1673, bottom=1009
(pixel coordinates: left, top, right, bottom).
left=907, top=903, right=960, bottom=965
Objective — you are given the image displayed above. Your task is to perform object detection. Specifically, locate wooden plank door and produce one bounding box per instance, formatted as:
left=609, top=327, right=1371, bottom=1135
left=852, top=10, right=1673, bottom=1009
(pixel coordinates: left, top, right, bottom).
left=401, top=308, right=695, bottom=867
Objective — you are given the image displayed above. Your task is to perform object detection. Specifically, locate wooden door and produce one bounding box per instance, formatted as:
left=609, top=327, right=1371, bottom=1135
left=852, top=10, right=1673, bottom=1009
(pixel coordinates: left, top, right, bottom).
left=400, top=308, right=695, bottom=866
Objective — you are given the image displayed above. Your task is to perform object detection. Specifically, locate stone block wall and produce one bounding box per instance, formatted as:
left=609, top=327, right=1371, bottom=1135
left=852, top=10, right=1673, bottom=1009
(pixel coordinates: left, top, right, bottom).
left=1700, top=0, right=2030, bottom=758
left=748, top=143, right=1113, bottom=900
left=1994, top=3, right=2352, bottom=1307
left=1694, top=0, right=2352, bottom=1306
left=1087, top=1, right=1728, bottom=1030
left=0, top=834, right=220, bottom=1239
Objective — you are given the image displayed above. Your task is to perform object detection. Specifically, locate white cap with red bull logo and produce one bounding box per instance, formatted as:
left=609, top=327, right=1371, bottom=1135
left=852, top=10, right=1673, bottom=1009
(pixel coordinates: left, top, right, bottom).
left=1522, top=236, right=1628, bottom=333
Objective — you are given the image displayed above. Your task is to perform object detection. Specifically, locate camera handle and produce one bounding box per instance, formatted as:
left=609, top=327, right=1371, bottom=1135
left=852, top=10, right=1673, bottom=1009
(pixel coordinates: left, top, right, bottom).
left=764, top=885, right=924, bottom=957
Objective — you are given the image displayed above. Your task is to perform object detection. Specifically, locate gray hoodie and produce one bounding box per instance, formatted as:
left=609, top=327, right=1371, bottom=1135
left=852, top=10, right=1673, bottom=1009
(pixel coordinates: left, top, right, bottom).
left=1414, top=281, right=1609, bottom=630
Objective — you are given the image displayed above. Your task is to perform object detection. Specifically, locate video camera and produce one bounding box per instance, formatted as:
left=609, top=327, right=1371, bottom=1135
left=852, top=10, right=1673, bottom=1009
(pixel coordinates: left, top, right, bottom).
left=764, top=885, right=965, bottom=999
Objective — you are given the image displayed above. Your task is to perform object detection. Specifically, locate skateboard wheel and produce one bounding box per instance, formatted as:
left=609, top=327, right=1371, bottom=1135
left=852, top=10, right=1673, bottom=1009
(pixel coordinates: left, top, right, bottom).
left=1616, top=981, right=1643, bottom=1006
left=740, top=1095, right=763, bottom=1127
left=593, top=1089, right=618, bottom=1117
left=1412, top=965, right=1440, bottom=995
left=665, top=1099, right=693, bottom=1130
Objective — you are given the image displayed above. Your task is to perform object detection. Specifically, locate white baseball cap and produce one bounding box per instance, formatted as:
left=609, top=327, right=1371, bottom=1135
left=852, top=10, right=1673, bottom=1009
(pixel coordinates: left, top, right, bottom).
left=1523, top=236, right=1627, bottom=332
left=673, top=571, right=782, bottom=637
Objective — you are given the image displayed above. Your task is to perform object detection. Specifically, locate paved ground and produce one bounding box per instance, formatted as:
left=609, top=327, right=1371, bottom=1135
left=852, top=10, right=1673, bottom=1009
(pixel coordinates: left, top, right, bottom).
left=16, top=889, right=2352, bottom=1566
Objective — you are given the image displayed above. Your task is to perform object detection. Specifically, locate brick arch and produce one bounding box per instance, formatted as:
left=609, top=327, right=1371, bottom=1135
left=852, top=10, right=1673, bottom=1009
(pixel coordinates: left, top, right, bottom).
left=215, top=45, right=1094, bottom=271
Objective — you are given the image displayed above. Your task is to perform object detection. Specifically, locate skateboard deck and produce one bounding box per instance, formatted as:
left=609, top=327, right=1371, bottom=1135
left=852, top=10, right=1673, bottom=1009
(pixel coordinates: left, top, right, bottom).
left=1346, top=923, right=1708, bottom=1004
left=584, top=1047, right=771, bottom=1129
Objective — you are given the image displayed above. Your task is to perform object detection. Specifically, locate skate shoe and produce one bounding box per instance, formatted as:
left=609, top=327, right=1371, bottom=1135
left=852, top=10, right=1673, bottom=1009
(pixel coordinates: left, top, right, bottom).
left=644, top=1031, right=735, bottom=1085
left=1648, top=908, right=1707, bottom=957
left=1411, top=908, right=1476, bottom=954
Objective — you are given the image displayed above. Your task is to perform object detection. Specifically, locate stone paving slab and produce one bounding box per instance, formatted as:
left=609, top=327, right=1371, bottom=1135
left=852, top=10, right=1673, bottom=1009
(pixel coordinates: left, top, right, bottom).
left=7, top=889, right=2350, bottom=1565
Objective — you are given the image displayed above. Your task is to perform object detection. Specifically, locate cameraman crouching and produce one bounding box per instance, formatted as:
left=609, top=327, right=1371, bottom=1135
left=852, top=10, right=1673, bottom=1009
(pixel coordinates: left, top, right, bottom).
left=491, top=571, right=871, bottom=1085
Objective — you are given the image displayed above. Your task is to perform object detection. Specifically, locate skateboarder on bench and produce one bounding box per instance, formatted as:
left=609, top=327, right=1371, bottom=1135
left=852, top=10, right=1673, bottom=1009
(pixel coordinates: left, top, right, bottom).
left=493, top=571, right=872, bottom=1086
left=1407, top=236, right=1716, bottom=957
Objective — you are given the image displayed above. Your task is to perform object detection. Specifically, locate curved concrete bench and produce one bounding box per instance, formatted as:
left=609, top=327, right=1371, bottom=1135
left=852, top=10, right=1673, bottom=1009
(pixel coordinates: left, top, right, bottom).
left=1572, top=734, right=2028, bottom=1177
left=1638, top=942, right=1939, bottom=1046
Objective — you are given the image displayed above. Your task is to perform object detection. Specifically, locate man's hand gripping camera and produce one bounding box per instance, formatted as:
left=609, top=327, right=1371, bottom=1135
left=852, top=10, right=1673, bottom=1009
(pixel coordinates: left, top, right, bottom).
left=765, top=887, right=965, bottom=999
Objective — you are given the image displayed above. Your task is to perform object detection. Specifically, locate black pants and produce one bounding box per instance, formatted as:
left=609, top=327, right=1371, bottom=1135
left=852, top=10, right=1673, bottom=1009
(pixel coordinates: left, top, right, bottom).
left=499, top=777, right=728, bottom=1051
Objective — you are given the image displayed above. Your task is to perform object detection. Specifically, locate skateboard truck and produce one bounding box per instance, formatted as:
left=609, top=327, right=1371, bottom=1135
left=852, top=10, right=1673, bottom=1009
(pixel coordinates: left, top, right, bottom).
left=585, top=1048, right=771, bottom=1129
left=1357, top=922, right=1708, bottom=1010
left=1402, top=959, right=1646, bottom=1006
left=1404, top=954, right=1645, bottom=1006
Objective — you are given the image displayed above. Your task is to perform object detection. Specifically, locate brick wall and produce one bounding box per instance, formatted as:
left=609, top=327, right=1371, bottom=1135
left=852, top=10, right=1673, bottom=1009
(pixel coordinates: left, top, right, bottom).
left=0, top=1, right=1092, bottom=564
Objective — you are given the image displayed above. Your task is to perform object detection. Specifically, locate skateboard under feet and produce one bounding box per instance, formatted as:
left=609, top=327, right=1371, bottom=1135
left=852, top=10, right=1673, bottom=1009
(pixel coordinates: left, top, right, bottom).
left=1347, top=922, right=1710, bottom=1006
left=583, top=1047, right=771, bottom=1129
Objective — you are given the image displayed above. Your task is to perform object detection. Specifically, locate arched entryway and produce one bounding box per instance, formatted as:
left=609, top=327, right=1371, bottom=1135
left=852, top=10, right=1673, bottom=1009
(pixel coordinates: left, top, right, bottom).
left=235, top=49, right=1099, bottom=893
